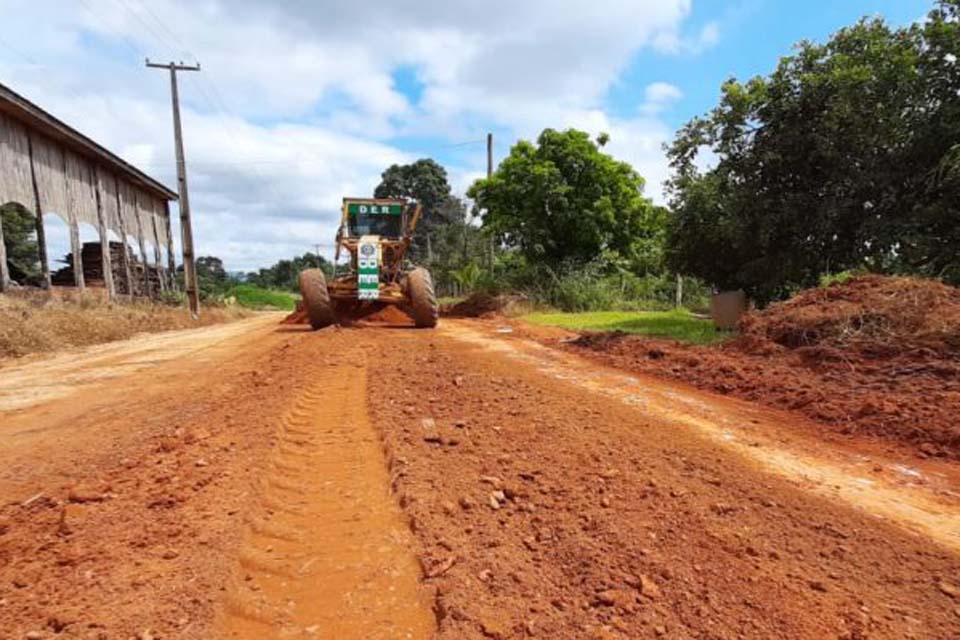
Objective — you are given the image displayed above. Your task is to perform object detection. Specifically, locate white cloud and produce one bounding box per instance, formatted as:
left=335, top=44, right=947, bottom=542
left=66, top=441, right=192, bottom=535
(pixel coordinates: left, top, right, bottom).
left=0, top=0, right=716, bottom=270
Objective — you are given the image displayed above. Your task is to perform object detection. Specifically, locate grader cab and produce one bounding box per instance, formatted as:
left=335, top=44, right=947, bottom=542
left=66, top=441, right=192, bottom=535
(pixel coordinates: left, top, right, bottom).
left=297, top=197, right=439, bottom=329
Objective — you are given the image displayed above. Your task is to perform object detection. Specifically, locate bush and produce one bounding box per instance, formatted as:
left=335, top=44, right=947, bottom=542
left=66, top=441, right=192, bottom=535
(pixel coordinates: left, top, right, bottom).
left=225, top=284, right=297, bottom=310
left=481, top=256, right=709, bottom=313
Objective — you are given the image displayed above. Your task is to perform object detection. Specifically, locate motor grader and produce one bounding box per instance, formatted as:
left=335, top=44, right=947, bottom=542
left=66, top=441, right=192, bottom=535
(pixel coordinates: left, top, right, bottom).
left=298, top=197, right=439, bottom=329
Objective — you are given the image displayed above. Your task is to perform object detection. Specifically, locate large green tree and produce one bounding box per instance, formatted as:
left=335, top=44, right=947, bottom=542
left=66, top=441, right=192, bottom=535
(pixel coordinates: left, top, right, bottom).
left=666, top=1, right=960, bottom=301
left=373, top=159, right=456, bottom=261
left=468, top=128, right=663, bottom=273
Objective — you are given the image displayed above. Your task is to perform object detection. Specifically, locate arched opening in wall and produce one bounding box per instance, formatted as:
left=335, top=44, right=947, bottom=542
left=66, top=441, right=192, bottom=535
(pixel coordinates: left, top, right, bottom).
left=76, top=222, right=99, bottom=287
left=43, top=213, right=72, bottom=286
left=1, top=201, right=42, bottom=287
left=124, top=233, right=148, bottom=297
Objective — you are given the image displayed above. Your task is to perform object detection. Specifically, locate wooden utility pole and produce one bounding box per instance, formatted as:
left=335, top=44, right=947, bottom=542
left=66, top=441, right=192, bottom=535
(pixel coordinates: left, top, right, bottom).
left=147, top=59, right=201, bottom=318
left=486, top=133, right=493, bottom=178
left=486, top=133, right=495, bottom=271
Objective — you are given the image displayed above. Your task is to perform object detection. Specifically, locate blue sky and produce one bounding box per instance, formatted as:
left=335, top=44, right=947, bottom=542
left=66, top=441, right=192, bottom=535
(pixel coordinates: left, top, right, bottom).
left=0, top=0, right=933, bottom=271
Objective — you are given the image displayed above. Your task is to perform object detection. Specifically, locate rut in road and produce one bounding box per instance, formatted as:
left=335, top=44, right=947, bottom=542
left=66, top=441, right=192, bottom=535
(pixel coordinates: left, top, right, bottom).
left=216, top=354, right=433, bottom=639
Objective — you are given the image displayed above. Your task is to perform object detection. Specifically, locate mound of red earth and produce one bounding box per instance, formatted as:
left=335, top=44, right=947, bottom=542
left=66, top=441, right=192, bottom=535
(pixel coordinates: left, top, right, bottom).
left=443, top=292, right=529, bottom=318
left=282, top=300, right=309, bottom=324
left=566, top=276, right=960, bottom=458
left=281, top=301, right=415, bottom=326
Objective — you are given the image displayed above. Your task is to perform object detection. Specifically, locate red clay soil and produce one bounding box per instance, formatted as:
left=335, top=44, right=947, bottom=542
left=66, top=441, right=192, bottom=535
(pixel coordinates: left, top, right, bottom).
left=369, top=329, right=960, bottom=639
left=281, top=301, right=415, bottom=326
left=281, top=300, right=308, bottom=324
left=444, top=293, right=529, bottom=318
left=563, top=276, right=960, bottom=458
left=4, top=318, right=960, bottom=638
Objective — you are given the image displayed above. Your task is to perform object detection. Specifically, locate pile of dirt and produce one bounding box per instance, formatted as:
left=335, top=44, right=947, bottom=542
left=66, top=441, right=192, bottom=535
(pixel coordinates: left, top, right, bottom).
left=282, top=300, right=309, bottom=324
left=443, top=292, right=529, bottom=318
left=281, top=302, right=415, bottom=326
left=565, top=276, right=960, bottom=458
left=0, top=291, right=249, bottom=360
left=738, top=275, right=960, bottom=357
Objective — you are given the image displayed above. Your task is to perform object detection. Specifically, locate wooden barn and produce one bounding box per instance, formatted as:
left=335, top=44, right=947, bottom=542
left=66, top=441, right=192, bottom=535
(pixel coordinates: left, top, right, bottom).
left=0, top=81, right=178, bottom=298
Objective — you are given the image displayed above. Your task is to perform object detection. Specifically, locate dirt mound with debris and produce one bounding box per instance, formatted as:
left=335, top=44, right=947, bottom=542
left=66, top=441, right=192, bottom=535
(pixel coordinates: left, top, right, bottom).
left=359, top=304, right=415, bottom=325
left=282, top=300, right=309, bottom=324
left=443, top=292, right=529, bottom=318
left=565, top=276, right=960, bottom=458
left=282, top=301, right=415, bottom=326
left=738, top=275, right=960, bottom=357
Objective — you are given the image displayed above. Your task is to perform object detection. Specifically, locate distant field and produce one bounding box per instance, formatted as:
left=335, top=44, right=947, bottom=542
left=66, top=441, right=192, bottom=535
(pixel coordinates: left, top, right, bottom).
left=522, top=309, right=725, bottom=345
left=227, top=285, right=298, bottom=311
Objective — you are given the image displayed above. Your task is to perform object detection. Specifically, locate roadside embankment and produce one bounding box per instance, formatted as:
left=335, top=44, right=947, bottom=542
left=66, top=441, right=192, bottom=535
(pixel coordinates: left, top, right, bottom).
left=0, top=291, right=250, bottom=360
left=552, top=276, right=960, bottom=458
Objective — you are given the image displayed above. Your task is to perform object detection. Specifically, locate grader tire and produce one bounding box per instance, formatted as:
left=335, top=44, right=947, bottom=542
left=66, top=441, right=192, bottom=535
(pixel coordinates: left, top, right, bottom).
left=298, top=269, right=335, bottom=329
left=406, top=267, right=439, bottom=328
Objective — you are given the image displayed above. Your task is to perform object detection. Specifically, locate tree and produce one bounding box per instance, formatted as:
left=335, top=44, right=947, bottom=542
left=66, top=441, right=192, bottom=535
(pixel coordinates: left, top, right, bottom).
left=1, top=202, right=39, bottom=284
left=246, top=253, right=332, bottom=292
left=666, top=1, right=960, bottom=301
left=374, top=159, right=455, bottom=261
left=193, top=255, right=230, bottom=298
left=468, top=128, right=663, bottom=273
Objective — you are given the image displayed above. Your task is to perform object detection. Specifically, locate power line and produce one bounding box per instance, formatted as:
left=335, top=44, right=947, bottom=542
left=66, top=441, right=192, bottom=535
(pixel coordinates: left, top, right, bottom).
left=113, top=0, right=180, bottom=59
left=76, top=0, right=146, bottom=63
left=128, top=0, right=195, bottom=59
left=0, top=35, right=40, bottom=67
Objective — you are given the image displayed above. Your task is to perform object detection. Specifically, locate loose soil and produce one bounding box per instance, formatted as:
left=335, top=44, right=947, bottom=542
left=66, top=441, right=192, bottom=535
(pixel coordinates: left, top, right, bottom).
left=550, top=276, right=960, bottom=459
left=2, top=315, right=960, bottom=639
left=443, top=292, right=530, bottom=318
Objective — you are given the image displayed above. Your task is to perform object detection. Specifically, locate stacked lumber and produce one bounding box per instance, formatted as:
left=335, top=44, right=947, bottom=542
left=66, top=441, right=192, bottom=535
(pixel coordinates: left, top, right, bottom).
left=52, top=242, right=165, bottom=297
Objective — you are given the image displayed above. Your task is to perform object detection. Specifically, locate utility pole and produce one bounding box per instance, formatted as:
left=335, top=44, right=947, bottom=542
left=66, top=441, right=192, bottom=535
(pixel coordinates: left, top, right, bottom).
left=486, top=132, right=493, bottom=178
left=314, top=244, right=322, bottom=268
left=486, top=132, right=494, bottom=271
left=147, top=59, right=201, bottom=319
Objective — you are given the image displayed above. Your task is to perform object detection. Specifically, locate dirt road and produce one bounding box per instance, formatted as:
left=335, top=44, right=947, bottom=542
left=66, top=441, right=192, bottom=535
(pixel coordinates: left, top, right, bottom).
left=2, top=316, right=959, bottom=639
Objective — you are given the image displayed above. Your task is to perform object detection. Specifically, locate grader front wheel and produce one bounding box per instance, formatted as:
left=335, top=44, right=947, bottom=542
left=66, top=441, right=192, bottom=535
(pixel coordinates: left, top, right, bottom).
left=406, top=267, right=439, bottom=328
left=298, top=269, right=336, bottom=329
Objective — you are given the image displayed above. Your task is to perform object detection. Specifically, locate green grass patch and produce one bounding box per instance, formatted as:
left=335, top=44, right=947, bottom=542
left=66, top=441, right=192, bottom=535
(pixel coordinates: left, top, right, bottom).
left=226, top=284, right=298, bottom=311
left=439, top=296, right=467, bottom=307
left=522, top=309, right=726, bottom=345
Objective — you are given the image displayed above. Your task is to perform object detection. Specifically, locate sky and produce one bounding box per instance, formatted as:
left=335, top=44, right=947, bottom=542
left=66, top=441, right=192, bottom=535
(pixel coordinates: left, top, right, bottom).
left=0, top=0, right=932, bottom=272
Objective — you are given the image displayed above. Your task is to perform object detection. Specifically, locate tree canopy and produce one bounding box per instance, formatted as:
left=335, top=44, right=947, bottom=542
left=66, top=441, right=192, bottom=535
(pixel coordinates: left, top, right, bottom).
left=374, top=158, right=459, bottom=261
left=666, top=1, right=960, bottom=302
left=468, top=128, right=664, bottom=273
left=246, top=253, right=332, bottom=292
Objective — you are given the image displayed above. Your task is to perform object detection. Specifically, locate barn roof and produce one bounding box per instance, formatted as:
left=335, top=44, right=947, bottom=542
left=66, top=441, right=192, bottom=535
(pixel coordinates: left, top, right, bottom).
left=0, top=82, right=177, bottom=201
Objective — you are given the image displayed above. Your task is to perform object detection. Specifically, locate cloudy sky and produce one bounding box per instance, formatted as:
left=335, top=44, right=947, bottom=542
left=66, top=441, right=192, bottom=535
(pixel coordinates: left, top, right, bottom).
left=0, top=0, right=928, bottom=272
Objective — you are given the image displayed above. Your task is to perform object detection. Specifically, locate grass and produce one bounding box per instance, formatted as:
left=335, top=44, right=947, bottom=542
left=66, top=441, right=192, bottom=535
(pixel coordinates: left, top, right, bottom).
left=439, top=296, right=467, bottom=307
left=521, top=309, right=726, bottom=345
left=226, top=284, right=298, bottom=311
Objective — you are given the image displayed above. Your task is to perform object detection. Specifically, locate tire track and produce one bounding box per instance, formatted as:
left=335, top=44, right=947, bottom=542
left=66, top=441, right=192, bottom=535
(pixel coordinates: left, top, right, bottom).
left=216, top=356, right=434, bottom=639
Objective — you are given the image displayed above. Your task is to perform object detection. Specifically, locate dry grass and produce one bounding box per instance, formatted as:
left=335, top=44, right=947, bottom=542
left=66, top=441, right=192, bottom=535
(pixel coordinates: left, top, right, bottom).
left=0, top=291, right=251, bottom=360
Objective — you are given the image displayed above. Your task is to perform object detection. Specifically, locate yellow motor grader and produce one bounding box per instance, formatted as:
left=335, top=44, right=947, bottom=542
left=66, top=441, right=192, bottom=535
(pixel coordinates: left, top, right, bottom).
left=298, top=197, right=439, bottom=329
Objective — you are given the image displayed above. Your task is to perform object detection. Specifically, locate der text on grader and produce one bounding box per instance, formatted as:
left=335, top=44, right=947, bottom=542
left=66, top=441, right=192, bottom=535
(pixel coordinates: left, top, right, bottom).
left=298, top=197, right=439, bottom=329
